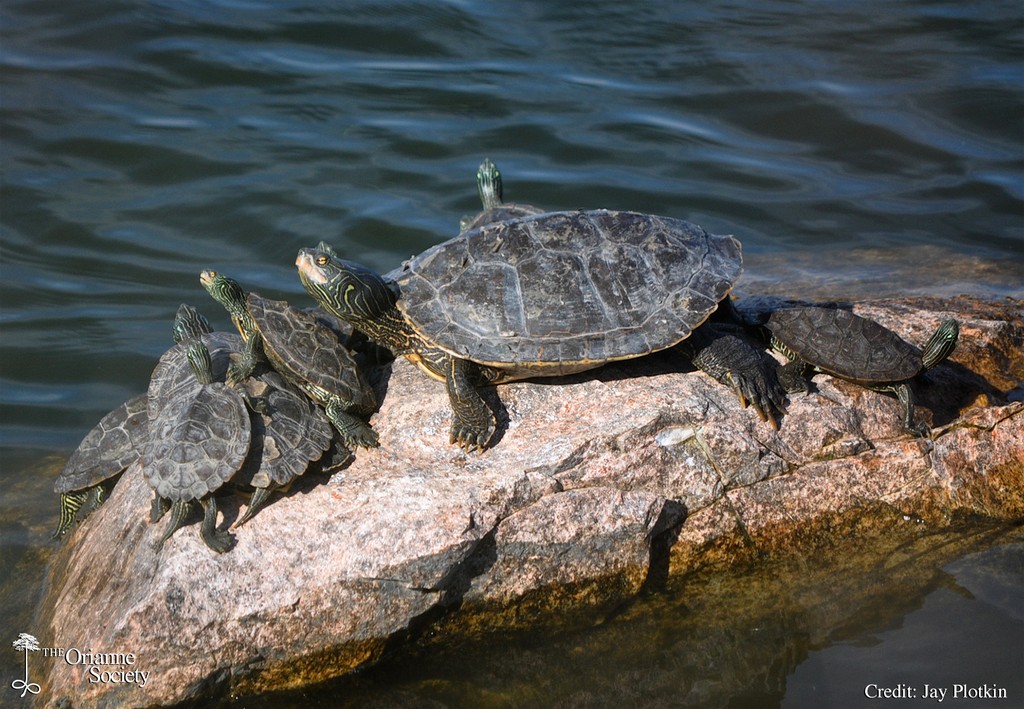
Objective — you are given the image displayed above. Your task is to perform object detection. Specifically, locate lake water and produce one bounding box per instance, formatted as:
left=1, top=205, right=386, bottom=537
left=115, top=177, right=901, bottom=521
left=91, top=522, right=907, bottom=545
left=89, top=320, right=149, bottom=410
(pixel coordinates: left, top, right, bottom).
left=1, top=1, right=1021, bottom=706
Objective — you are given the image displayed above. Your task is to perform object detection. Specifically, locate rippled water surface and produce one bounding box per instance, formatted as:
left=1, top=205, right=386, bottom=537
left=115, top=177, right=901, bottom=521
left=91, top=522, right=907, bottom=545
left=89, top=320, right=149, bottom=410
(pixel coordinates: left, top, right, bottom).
left=1, top=0, right=1021, bottom=705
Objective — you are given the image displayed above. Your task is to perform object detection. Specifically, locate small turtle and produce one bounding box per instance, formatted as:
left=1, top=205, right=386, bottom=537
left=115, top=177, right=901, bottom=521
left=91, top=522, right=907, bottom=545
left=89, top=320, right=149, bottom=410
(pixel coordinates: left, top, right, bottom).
left=52, top=394, right=148, bottom=539
left=51, top=303, right=213, bottom=539
left=765, top=305, right=959, bottom=436
left=200, top=270, right=378, bottom=449
left=232, top=368, right=335, bottom=527
left=459, top=158, right=543, bottom=232
left=298, top=209, right=785, bottom=450
left=144, top=336, right=252, bottom=552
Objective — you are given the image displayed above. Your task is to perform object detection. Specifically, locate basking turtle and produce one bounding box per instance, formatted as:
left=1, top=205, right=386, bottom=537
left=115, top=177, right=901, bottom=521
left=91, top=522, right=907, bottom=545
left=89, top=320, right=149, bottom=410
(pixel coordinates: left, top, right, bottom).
left=200, top=270, right=379, bottom=449
left=144, top=336, right=252, bottom=552
left=459, top=158, right=543, bottom=232
left=52, top=303, right=213, bottom=539
left=298, top=209, right=786, bottom=450
left=52, top=394, right=148, bottom=539
left=764, top=305, right=959, bottom=436
left=232, top=368, right=335, bottom=527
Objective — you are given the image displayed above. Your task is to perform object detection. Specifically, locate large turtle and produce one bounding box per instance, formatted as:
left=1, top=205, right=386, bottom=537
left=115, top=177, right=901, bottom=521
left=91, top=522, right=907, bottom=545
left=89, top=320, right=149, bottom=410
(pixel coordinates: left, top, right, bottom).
left=200, top=270, right=379, bottom=449
left=764, top=305, right=959, bottom=436
left=51, top=394, right=148, bottom=539
left=144, top=335, right=252, bottom=552
left=298, top=209, right=786, bottom=451
left=459, top=158, right=543, bottom=232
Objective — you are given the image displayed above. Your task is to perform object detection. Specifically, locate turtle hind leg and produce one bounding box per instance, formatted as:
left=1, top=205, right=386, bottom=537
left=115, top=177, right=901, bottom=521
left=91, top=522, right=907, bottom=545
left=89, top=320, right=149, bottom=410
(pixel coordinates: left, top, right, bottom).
left=51, top=491, right=90, bottom=539
left=156, top=500, right=192, bottom=550
left=234, top=486, right=273, bottom=528
left=199, top=497, right=235, bottom=553
left=324, top=398, right=379, bottom=449
left=445, top=356, right=496, bottom=452
left=150, top=494, right=171, bottom=523
left=682, top=329, right=788, bottom=429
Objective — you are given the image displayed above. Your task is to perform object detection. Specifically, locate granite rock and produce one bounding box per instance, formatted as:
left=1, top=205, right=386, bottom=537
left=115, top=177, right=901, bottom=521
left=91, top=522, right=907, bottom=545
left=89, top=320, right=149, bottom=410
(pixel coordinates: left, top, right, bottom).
left=38, top=296, right=1024, bottom=706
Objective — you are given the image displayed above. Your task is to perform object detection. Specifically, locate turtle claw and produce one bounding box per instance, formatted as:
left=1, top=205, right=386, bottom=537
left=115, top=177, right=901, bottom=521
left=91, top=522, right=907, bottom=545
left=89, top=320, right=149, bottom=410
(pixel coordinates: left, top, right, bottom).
left=449, top=423, right=492, bottom=453
left=729, top=366, right=788, bottom=431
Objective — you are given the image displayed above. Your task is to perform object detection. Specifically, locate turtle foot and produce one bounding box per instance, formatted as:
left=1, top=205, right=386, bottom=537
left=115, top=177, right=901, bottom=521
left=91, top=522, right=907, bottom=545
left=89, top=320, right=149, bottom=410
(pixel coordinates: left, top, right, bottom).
left=449, top=422, right=493, bottom=453
left=226, top=361, right=251, bottom=386
left=908, top=421, right=932, bottom=438
left=199, top=497, right=235, bottom=553
left=202, top=528, right=237, bottom=554
left=344, top=425, right=380, bottom=450
left=325, top=403, right=380, bottom=449
left=777, top=361, right=812, bottom=395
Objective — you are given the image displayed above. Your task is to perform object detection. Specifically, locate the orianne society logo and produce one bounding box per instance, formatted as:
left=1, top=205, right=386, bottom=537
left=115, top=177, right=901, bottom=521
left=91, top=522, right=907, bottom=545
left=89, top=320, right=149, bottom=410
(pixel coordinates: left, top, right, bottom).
left=11, top=634, right=40, bottom=698
left=10, top=632, right=150, bottom=700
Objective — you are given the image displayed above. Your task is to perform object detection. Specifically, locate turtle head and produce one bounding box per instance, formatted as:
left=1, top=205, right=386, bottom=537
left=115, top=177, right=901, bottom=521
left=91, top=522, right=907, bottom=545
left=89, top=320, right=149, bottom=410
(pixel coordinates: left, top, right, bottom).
left=173, top=304, right=212, bottom=345
left=296, top=247, right=397, bottom=325
left=200, top=270, right=247, bottom=319
left=476, top=157, right=503, bottom=210
left=185, top=338, right=215, bottom=385
left=921, top=318, right=959, bottom=370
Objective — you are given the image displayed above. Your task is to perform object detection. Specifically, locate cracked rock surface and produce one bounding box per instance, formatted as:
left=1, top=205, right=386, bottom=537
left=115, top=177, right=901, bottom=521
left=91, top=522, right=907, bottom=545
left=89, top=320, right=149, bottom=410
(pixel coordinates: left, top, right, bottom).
left=39, top=296, right=1023, bottom=707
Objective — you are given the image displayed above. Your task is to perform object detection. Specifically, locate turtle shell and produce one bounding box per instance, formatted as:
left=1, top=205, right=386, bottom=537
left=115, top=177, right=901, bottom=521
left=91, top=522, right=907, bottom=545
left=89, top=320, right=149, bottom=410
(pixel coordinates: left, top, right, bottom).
left=144, top=332, right=251, bottom=500
left=55, top=394, right=148, bottom=494
left=146, top=332, right=241, bottom=422
left=236, top=370, right=334, bottom=488
left=394, top=209, right=742, bottom=375
left=246, top=293, right=376, bottom=414
left=766, top=306, right=923, bottom=384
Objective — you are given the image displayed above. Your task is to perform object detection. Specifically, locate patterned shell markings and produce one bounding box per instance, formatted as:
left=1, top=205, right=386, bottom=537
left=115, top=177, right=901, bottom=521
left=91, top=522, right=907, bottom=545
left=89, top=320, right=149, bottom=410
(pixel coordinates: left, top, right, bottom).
left=768, top=307, right=923, bottom=384
left=396, top=210, right=741, bottom=373
left=246, top=293, right=375, bottom=414
left=55, top=394, right=148, bottom=494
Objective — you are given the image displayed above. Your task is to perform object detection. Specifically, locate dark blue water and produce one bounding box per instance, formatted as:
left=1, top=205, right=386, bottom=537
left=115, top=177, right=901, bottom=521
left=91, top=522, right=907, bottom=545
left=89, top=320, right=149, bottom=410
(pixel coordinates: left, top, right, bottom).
left=1, top=1, right=1021, bottom=706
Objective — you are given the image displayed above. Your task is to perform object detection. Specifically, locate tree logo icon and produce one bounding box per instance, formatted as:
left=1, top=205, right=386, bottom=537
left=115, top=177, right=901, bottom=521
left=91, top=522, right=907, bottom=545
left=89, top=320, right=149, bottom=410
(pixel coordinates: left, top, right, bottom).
left=11, top=633, right=41, bottom=697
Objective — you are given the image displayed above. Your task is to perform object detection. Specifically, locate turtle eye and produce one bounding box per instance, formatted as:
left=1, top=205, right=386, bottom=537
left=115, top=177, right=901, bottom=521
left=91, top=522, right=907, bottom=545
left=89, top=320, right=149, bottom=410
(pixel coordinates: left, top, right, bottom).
left=316, top=255, right=329, bottom=266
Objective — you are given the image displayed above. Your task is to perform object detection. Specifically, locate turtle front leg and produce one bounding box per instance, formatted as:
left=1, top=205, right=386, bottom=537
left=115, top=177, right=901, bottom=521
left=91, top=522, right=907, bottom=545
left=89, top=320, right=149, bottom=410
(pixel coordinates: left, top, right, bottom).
left=198, top=497, right=235, bottom=553
left=681, top=329, right=788, bottom=429
left=228, top=333, right=263, bottom=384
left=324, top=398, right=379, bottom=449
left=777, top=360, right=812, bottom=394
left=890, top=382, right=930, bottom=437
left=444, top=356, right=496, bottom=451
